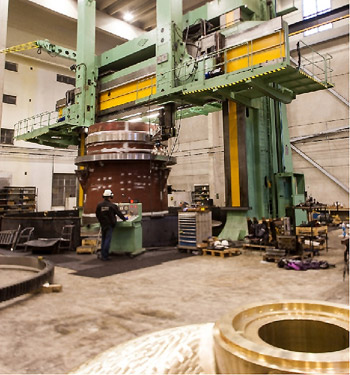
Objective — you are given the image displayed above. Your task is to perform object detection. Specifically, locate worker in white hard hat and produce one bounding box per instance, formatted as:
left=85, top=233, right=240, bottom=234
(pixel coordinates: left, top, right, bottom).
left=96, top=189, right=127, bottom=261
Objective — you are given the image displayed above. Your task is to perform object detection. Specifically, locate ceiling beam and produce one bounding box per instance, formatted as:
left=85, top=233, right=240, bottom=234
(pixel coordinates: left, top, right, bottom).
left=96, top=0, right=117, bottom=11
left=132, top=0, right=155, bottom=18
left=26, top=0, right=143, bottom=40
left=105, top=0, right=132, bottom=15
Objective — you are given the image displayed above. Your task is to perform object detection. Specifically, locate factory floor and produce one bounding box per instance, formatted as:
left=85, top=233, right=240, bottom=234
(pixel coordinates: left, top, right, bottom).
left=0, top=228, right=348, bottom=374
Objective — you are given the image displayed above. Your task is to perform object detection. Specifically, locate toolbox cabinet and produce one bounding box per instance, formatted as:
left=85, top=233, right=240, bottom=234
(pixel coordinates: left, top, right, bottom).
left=178, top=211, right=212, bottom=250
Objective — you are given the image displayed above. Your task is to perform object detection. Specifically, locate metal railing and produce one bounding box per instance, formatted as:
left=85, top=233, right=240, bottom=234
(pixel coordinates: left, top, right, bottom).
left=295, top=40, right=333, bottom=85
left=14, top=111, right=59, bottom=138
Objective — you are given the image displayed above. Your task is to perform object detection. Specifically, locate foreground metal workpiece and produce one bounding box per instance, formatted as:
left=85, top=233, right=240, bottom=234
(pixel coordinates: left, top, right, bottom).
left=0, top=256, right=54, bottom=302
left=73, top=323, right=216, bottom=374
left=72, top=300, right=349, bottom=374
left=214, top=300, right=350, bottom=374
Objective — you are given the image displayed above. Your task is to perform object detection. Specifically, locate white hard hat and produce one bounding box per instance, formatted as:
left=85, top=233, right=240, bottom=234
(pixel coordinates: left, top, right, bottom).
left=102, top=189, right=113, bottom=198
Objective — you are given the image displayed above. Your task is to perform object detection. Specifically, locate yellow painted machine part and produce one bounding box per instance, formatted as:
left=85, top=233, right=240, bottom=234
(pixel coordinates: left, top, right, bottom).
left=228, top=101, right=240, bottom=207
left=225, top=11, right=235, bottom=28
left=226, top=31, right=285, bottom=73
left=78, top=135, right=85, bottom=208
left=99, top=75, right=156, bottom=111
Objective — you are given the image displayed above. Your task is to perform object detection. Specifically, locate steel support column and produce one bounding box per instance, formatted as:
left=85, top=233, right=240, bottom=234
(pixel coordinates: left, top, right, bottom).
left=76, top=0, right=97, bottom=128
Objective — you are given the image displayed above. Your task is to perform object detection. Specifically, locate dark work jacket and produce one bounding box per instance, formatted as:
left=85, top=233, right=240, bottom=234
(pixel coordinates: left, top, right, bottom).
left=96, top=199, right=126, bottom=229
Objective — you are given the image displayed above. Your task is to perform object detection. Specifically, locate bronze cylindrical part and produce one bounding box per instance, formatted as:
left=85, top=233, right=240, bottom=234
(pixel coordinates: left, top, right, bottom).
left=213, top=300, right=349, bottom=374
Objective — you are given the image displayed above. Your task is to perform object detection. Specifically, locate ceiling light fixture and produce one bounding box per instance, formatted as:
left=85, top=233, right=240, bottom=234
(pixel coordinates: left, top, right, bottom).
left=123, top=12, right=134, bottom=22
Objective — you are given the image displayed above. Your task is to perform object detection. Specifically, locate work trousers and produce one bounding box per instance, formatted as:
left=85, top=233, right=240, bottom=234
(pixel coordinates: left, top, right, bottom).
left=101, top=226, right=114, bottom=259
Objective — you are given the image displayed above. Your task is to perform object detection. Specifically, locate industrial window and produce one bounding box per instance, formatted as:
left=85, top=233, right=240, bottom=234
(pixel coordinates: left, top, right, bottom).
left=57, top=74, right=76, bottom=86
left=2, top=94, right=17, bottom=105
left=52, top=173, right=77, bottom=206
left=0, top=128, right=14, bottom=145
left=5, top=61, right=18, bottom=72
left=303, top=0, right=332, bottom=36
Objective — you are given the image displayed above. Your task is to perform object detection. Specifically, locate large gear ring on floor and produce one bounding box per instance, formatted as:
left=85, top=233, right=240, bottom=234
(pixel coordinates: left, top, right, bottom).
left=0, top=256, right=54, bottom=302
left=213, top=300, right=349, bottom=374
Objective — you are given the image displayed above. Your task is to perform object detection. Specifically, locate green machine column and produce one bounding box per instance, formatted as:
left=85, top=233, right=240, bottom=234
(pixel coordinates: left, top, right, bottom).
left=273, top=101, right=307, bottom=224
left=76, top=0, right=97, bottom=211
left=76, top=0, right=97, bottom=127
left=155, top=0, right=187, bottom=94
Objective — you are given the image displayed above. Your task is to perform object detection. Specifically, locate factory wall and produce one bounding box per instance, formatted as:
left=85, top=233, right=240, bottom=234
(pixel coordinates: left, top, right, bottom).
left=287, top=33, right=349, bottom=205
left=284, top=0, right=349, bottom=206
left=2, top=54, right=73, bottom=131
left=0, top=53, right=77, bottom=211
left=0, top=148, right=76, bottom=211
left=167, top=111, right=225, bottom=207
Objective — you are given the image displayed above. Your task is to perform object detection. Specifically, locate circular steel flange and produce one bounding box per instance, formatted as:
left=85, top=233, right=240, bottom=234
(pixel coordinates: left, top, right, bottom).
left=0, top=256, right=54, bottom=302
left=85, top=131, right=151, bottom=145
left=213, top=300, right=349, bottom=374
left=75, top=153, right=176, bottom=165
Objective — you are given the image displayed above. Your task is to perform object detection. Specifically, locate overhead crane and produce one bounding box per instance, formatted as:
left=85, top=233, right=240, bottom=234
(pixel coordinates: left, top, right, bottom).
left=11, top=0, right=333, bottom=238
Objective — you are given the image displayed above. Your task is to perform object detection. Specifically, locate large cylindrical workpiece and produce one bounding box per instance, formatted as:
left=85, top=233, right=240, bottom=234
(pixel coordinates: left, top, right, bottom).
left=75, top=121, right=175, bottom=222
left=213, top=300, right=349, bottom=374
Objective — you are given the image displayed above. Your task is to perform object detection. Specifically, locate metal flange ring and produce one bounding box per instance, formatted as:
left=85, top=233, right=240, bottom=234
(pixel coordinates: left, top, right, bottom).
left=85, top=131, right=151, bottom=145
left=213, top=300, right=349, bottom=374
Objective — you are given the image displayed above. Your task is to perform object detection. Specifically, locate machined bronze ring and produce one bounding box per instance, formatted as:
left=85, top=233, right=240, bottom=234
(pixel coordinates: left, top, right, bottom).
left=214, top=300, right=349, bottom=374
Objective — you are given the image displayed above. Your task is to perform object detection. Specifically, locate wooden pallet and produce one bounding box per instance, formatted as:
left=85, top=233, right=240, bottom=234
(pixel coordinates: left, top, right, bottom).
left=76, top=245, right=97, bottom=254
left=202, top=248, right=242, bottom=258
left=76, top=237, right=100, bottom=254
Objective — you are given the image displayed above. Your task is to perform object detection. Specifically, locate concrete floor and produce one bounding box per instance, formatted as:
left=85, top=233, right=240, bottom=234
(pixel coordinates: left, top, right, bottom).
left=0, top=228, right=348, bottom=374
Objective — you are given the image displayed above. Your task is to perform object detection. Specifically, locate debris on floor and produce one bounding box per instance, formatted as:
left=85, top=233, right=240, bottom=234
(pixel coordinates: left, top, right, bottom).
left=277, top=258, right=335, bottom=271
left=40, top=283, right=63, bottom=293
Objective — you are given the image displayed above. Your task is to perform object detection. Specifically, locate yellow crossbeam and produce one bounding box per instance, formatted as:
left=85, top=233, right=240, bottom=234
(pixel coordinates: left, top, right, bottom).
left=0, top=41, right=38, bottom=54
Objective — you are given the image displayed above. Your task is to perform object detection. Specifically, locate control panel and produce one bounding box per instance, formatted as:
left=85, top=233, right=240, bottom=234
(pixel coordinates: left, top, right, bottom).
left=116, top=203, right=142, bottom=223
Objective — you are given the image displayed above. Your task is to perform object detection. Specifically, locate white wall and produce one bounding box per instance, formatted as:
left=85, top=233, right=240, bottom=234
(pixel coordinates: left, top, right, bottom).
left=284, top=1, right=350, bottom=205
left=2, top=54, right=74, bottom=134
left=167, top=111, right=225, bottom=207
left=1, top=51, right=78, bottom=211
left=0, top=147, right=76, bottom=211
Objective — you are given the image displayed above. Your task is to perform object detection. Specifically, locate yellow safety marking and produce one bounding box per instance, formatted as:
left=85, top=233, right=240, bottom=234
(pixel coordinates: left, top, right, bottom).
left=228, top=101, right=240, bottom=207
left=182, top=66, right=288, bottom=96
left=0, top=41, right=38, bottom=54
left=226, top=32, right=285, bottom=73
left=289, top=14, right=349, bottom=36
left=99, top=75, right=156, bottom=111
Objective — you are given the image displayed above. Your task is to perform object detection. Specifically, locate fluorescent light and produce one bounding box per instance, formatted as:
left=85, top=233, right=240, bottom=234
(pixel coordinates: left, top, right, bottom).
left=129, top=117, right=142, bottom=122
left=123, top=12, right=134, bottom=22
left=147, top=113, right=159, bottom=119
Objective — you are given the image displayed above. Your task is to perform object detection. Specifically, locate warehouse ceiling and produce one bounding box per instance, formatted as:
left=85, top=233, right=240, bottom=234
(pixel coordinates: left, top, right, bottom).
left=94, top=0, right=210, bottom=31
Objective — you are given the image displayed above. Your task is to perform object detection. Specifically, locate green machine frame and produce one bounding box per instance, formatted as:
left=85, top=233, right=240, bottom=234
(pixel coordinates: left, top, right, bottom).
left=13, top=0, right=333, bottom=239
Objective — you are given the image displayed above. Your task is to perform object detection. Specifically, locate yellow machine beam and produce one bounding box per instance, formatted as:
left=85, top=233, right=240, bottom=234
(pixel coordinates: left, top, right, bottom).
left=99, top=75, right=157, bottom=111
left=228, top=101, right=240, bottom=207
